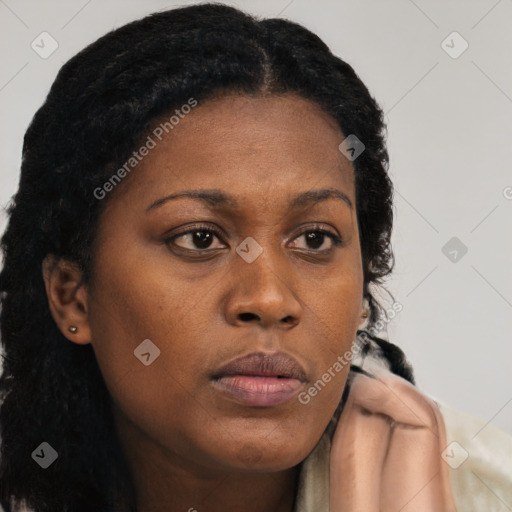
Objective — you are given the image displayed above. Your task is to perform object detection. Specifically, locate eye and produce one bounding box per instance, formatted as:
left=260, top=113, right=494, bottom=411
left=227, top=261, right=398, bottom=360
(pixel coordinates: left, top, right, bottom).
left=164, top=223, right=343, bottom=254
left=165, top=224, right=226, bottom=251
left=289, top=228, right=343, bottom=252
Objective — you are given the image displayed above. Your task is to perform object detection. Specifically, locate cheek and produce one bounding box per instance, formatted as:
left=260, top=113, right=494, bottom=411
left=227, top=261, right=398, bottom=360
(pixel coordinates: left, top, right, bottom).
left=86, top=249, right=205, bottom=410
left=291, top=263, right=363, bottom=426
left=86, top=265, right=212, bottom=460
left=308, top=272, right=361, bottom=369
left=312, top=261, right=363, bottom=344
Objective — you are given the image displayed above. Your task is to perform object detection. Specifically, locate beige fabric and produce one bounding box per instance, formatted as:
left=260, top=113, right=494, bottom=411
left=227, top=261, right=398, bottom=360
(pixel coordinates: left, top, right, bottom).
left=294, top=431, right=331, bottom=512
left=437, top=401, right=512, bottom=512
left=294, top=434, right=331, bottom=512
left=294, top=400, right=512, bottom=512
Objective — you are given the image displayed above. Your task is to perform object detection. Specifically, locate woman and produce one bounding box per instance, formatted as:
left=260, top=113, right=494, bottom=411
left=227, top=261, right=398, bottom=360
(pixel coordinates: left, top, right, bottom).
left=0, top=4, right=510, bottom=512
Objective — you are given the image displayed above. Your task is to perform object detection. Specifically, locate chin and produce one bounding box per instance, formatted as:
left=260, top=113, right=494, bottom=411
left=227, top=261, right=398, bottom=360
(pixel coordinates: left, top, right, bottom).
left=217, top=439, right=312, bottom=473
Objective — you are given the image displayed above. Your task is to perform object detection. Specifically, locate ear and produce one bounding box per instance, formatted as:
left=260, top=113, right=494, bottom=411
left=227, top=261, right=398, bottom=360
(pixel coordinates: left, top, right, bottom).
left=358, top=305, right=369, bottom=327
left=42, top=254, right=92, bottom=345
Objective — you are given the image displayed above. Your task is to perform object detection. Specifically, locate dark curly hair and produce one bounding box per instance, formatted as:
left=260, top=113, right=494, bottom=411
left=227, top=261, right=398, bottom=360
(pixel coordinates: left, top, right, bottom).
left=0, top=3, right=413, bottom=511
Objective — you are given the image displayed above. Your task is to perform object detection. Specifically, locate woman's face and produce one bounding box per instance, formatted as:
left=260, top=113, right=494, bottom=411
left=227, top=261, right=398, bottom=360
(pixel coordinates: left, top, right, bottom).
left=86, top=93, right=364, bottom=473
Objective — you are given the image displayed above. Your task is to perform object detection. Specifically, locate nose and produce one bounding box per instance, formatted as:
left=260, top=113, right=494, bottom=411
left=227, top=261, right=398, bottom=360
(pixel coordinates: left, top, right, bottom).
left=224, top=249, right=303, bottom=330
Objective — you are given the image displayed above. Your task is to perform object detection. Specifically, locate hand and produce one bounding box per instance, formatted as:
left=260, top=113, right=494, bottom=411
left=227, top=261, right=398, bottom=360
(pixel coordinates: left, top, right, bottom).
left=329, top=367, right=458, bottom=511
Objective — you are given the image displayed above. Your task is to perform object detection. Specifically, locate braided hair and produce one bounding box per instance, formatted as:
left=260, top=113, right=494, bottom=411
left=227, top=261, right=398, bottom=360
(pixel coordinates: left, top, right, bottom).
left=0, top=4, right=409, bottom=511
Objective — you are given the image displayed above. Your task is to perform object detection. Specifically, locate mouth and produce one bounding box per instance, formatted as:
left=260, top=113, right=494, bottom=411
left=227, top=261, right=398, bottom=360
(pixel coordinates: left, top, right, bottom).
left=211, top=351, right=306, bottom=407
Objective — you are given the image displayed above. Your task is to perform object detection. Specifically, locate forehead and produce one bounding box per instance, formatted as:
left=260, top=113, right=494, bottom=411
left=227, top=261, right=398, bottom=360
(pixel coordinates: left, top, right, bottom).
left=109, top=93, right=355, bottom=213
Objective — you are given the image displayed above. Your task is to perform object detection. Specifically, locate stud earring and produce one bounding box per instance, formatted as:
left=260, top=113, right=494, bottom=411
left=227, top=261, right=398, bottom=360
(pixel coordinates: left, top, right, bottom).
left=361, top=309, right=369, bottom=319
left=68, top=326, right=78, bottom=333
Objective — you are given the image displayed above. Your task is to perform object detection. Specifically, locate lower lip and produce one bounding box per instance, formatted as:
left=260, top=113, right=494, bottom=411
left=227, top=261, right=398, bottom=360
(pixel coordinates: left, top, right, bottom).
left=212, top=375, right=304, bottom=407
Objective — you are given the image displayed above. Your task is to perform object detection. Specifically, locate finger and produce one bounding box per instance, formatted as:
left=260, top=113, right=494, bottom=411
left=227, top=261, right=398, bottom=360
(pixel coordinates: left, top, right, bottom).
left=330, top=379, right=392, bottom=512
left=381, top=421, right=448, bottom=511
left=352, top=369, right=457, bottom=510
left=332, top=371, right=457, bottom=511
left=348, top=369, right=437, bottom=429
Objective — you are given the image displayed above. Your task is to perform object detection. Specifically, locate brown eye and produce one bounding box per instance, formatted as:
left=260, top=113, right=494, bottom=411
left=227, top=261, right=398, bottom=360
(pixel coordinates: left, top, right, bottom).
left=290, top=229, right=343, bottom=252
left=165, top=225, right=227, bottom=251
left=178, top=230, right=215, bottom=249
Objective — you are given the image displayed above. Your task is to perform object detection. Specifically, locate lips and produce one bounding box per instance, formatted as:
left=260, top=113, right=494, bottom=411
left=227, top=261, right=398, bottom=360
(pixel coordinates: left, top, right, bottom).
left=211, top=351, right=307, bottom=407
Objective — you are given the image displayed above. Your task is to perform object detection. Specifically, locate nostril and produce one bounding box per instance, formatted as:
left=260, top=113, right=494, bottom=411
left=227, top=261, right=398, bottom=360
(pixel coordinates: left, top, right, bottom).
left=239, top=312, right=258, bottom=321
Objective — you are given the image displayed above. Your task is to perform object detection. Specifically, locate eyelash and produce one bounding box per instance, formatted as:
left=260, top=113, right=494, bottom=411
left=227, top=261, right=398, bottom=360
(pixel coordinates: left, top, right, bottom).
left=164, top=223, right=344, bottom=254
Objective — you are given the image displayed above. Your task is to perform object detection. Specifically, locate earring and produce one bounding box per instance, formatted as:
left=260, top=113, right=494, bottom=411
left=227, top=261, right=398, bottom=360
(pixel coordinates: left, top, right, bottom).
left=68, top=326, right=78, bottom=333
left=361, top=309, right=369, bottom=319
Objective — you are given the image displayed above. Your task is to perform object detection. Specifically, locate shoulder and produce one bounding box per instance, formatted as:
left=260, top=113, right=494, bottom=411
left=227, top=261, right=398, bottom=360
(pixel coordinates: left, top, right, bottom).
left=434, top=399, right=512, bottom=512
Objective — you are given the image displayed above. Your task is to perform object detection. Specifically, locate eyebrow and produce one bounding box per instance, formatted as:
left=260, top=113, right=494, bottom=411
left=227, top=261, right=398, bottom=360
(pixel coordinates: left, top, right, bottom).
left=145, top=187, right=353, bottom=213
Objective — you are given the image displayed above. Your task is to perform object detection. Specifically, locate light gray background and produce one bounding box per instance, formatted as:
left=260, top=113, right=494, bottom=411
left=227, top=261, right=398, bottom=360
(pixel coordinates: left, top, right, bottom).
left=1, top=0, right=511, bottom=434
